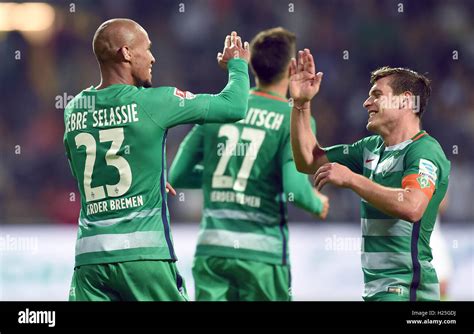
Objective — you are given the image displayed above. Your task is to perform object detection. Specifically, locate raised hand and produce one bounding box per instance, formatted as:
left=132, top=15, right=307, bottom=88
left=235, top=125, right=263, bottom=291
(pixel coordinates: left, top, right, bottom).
left=217, top=31, right=250, bottom=70
left=289, top=48, right=323, bottom=106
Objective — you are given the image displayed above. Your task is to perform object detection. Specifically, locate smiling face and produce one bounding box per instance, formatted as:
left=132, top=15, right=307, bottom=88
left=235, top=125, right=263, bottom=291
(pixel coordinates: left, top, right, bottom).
left=363, top=75, right=405, bottom=135
left=130, top=29, right=155, bottom=88
left=364, top=67, right=432, bottom=138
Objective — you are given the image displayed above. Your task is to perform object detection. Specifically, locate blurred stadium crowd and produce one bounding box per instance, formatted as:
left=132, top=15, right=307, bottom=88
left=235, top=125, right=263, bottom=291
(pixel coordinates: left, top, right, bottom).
left=0, top=0, right=473, bottom=225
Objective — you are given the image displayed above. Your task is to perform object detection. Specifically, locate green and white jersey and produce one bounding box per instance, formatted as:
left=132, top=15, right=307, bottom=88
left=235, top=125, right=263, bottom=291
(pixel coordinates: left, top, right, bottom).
left=64, top=85, right=210, bottom=266
left=326, top=131, right=450, bottom=301
left=190, top=89, right=299, bottom=265
left=63, top=58, right=249, bottom=267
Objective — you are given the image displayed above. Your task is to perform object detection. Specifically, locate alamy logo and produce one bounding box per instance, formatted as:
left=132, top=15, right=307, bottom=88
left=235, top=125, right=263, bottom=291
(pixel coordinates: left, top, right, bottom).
left=18, top=308, right=56, bottom=327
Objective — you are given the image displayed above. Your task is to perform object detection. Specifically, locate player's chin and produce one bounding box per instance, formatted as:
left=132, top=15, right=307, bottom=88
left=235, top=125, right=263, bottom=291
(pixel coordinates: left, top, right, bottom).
left=142, top=76, right=153, bottom=88
left=143, top=80, right=152, bottom=88
left=366, top=120, right=377, bottom=132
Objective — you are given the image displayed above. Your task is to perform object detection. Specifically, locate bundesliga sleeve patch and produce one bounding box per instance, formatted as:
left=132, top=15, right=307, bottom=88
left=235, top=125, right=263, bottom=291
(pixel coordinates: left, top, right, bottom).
left=173, top=88, right=196, bottom=100
left=418, top=158, right=438, bottom=185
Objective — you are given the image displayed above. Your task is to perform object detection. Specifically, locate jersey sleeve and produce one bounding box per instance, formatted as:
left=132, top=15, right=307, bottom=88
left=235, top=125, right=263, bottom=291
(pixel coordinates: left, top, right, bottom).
left=401, top=141, right=446, bottom=199
left=138, top=58, right=249, bottom=129
left=168, top=125, right=204, bottom=188
left=324, top=137, right=366, bottom=174
left=138, top=86, right=211, bottom=129
left=282, top=160, right=323, bottom=215
left=279, top=127, right=293, bottom=166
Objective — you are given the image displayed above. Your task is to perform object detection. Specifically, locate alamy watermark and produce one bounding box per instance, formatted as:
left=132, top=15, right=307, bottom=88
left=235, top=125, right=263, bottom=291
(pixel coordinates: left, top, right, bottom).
left=18, top=308, right=55, bottom=327
left=0, top=234, right=38, bottom=254
left=217, top=141, right=259, bottom=157
left=55, top=92, right=96, bottom=111
left=379, top=93, right=421, bottom=114
left=324, top=234, right=361, bottom=253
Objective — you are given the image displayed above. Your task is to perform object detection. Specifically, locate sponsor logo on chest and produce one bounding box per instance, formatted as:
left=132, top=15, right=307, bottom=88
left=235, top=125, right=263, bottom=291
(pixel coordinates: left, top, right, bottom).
left=375, top=152, right=405, bottom=176
left=363, top=148, right=380, bottom=171
left=364, top=148, right=405, bottom=176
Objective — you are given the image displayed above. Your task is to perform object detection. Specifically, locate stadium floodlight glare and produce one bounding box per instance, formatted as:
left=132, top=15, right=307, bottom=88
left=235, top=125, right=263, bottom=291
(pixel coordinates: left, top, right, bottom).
left=0, top=2, right=55, bottom=32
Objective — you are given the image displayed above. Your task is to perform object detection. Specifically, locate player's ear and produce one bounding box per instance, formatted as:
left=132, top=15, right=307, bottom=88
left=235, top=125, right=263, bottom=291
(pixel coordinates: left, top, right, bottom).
left=401, top=91, right=414, bottom=111
left=119, top=46, right=132, bottom=62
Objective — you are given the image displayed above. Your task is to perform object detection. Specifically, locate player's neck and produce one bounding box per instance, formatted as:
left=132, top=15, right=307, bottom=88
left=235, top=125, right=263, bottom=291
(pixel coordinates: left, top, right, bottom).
left=381, top=121, right=421, bottom=147
left=96, top=66, right=135, bottom=90
left=256, top=79, right=288, bottom=99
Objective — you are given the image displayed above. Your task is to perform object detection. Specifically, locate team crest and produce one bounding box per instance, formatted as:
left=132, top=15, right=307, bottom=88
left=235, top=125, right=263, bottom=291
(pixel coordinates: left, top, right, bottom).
left=416, top=175, right=430, bottom=189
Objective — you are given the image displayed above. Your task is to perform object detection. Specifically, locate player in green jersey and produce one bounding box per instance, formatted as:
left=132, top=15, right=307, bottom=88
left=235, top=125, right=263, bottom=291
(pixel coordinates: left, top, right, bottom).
left=64, top=18, right=251, bottom=301
left=289, top=49, right=450, bottom=301
left=169, top=28, right=329, bottom=301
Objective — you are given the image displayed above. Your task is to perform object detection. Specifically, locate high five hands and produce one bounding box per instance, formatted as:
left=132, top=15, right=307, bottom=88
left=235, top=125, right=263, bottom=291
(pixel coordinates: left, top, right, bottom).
left=289, top=48, right=324, bottom=106
left=217, top=31, right=250, bottom=69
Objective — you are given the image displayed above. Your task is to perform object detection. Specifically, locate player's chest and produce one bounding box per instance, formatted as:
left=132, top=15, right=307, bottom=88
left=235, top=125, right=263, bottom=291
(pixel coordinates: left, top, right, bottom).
left=362, top=149, right=406, bottom=186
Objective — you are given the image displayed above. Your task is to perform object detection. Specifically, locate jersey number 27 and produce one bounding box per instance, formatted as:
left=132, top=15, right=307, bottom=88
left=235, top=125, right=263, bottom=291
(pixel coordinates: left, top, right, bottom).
left=212, top=124, right=265, bottom=192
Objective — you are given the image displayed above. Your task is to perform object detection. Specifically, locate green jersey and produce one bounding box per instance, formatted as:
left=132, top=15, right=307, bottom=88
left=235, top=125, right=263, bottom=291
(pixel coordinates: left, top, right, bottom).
left=170, top=88, right=322, bottom=265
left=63, top=58, right=249, bottom=267
left=326, top=131, right=450, bottom=301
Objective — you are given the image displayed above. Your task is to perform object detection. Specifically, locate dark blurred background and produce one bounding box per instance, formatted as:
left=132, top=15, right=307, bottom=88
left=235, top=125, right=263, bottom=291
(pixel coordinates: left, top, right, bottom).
left=1, top=0, right=473, bottom=225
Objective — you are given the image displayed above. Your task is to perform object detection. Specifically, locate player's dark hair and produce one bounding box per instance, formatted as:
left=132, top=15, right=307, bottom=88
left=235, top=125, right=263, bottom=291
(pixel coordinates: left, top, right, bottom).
left=250, top=27, right=296, bottom=85
left=370, top=66, right=432, bottom=118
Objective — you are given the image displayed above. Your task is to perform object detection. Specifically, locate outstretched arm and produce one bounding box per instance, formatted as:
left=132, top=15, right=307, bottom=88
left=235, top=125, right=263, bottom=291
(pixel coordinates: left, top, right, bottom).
left=205, top=31, right=251, bottom=123
left=145, top=31, right=251, bottom=129
left=289, top=49, right=329, bottom=174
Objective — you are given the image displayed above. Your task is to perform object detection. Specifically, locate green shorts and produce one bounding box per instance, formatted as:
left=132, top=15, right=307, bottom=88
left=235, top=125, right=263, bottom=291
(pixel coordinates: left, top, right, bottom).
left=192, top=256, right=291, bottom=301
left=364, top=288, right=440, bottom=302
left=364, top=292, right=409, bottom=302
left=69, top=260, right=188, bottom=301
